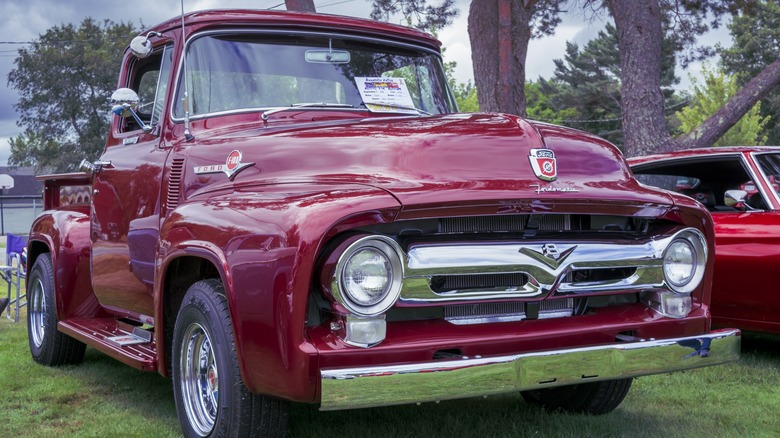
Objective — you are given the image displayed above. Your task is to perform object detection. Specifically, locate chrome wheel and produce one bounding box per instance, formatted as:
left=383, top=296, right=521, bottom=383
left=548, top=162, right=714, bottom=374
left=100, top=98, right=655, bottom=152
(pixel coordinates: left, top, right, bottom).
left=180, top=322, right=218, bottom=437
left=29, top=276, right=46, bottom=348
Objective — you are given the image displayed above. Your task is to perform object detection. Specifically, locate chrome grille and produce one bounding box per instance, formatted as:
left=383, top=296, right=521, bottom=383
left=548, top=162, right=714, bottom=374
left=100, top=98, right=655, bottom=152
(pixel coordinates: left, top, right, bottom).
left=445, top=302, right=525, bottom=325
left=430, top=273, right=528, bottom=293
left=438, top=215, right=570, bottom=234
left=444, top=299, right=575, bottom=325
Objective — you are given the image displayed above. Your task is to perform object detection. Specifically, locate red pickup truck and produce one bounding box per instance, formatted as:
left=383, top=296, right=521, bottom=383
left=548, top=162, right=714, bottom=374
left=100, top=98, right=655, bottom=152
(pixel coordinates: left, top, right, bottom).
left=26, top=9, right=740, bottom=437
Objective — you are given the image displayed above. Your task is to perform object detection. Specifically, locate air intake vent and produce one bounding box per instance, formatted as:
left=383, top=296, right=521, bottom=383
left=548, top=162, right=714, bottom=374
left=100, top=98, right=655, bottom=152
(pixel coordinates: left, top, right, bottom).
left=167, top=158, right=185, bottom=210
left=430, top=273, right=528, bottom=293
left=438, top=215, right=570, bottom=234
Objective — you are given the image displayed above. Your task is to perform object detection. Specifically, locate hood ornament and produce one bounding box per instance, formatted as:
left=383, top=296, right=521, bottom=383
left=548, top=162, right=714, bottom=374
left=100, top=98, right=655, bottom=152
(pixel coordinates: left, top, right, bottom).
left=529, top=148, right=557, bottom=182
left=194, top=150, right=255, bottom=180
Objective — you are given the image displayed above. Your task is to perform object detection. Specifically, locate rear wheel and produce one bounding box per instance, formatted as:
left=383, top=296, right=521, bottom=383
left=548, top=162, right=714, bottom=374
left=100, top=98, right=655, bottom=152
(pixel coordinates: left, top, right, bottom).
left=172, top=279, right=288, bottom=437
left=521, top=378, right=633, bottom=415
left=27, top=253, right=86, bottom=366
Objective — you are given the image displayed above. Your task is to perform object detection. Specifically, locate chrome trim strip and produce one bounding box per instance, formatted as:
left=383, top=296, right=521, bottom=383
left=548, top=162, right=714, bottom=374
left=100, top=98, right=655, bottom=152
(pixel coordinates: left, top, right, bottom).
left=320, top=328, right=740, bottom=410
left=749, top=151, right=780, bottom=209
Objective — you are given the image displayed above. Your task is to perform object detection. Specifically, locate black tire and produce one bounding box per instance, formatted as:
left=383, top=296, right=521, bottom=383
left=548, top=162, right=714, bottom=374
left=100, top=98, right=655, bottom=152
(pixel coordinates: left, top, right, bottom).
left=27, top=253, right=86, bottom=366
left=172, top=279, right=289, bottom=437
left=521, top=378, right=633, bottom=415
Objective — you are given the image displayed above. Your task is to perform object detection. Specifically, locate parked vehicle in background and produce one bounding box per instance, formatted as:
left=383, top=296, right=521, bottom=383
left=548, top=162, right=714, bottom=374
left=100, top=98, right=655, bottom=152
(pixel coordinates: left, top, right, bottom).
left=26, top=9, right=739, bottom=437
left=630, top=147, right=780, bottom=335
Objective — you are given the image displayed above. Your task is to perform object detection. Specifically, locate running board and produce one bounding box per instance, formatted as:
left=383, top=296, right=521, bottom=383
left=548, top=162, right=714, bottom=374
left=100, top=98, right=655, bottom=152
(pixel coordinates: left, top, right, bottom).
left=59, top=318, right=157, bottom=371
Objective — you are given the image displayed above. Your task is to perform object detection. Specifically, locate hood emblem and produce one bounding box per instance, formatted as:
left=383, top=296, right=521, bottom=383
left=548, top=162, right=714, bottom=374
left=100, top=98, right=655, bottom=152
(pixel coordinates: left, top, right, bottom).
left=194, top=150, right=255, bottom=180
left=529, top=148, right=557, bottom=182
left=519, top=243, right=577, bottom=269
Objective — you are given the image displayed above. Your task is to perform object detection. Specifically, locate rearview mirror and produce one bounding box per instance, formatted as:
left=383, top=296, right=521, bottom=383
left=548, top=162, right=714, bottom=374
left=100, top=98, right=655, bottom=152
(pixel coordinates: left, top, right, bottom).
left=305, top=49, right=350, bottom=64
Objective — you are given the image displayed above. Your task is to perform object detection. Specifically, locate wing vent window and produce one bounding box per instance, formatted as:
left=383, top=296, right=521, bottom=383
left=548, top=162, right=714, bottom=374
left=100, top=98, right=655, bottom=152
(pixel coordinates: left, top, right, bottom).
left=167, top=158, right=185, bottom=209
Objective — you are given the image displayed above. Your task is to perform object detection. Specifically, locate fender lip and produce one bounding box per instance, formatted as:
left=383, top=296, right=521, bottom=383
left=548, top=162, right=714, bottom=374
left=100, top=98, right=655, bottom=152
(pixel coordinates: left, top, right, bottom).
left=319, top=328, right=740, bottom=411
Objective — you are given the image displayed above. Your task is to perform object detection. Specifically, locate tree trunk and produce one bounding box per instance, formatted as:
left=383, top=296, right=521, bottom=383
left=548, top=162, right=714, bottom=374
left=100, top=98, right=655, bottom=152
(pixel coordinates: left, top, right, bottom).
left=468, top=0, right=532, bottom=116
left=608, top=0, right=674, bottom=157
left=285, top=0, right=316, bottom=12
left=677, top=57, right=780, bottom=149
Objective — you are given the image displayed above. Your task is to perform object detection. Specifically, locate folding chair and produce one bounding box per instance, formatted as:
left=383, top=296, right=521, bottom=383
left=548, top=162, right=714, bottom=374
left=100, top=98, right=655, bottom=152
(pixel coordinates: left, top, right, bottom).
left=2, top=233, right=27, bottom=322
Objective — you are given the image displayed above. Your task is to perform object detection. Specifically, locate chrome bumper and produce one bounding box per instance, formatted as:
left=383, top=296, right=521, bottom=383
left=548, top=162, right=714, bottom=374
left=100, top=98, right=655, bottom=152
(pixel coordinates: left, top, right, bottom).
left=320, top=328, right=740, bottom=410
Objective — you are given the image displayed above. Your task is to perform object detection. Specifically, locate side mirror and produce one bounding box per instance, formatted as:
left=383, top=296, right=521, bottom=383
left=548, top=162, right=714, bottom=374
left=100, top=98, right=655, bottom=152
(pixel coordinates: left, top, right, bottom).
left=110, top=88, right=151, bottom=133
left=129, top=31, right=162, bottom=59
left=724, top=189, right=747, bottom=208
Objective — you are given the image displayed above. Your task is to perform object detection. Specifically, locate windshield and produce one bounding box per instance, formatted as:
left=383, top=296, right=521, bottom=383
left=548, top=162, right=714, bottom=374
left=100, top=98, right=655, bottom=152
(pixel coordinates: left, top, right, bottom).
left=173, top=33, right=456, bottom=118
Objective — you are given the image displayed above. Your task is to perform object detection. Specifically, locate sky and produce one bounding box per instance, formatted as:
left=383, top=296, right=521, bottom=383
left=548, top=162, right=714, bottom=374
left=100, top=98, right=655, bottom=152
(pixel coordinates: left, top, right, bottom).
left=0, top=0, right=731, bottom=166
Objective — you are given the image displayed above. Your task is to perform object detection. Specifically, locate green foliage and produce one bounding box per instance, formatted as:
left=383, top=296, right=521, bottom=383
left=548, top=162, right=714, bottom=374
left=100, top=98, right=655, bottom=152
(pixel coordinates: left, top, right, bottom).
left=369, top=0, right=458, bottom=31
left=720, top=0, right=780, bottom=144
left=452, top=81, right=479, bottom=112
left=524, top=80, right=576, bottom=122
left=676, top=64, right=768, bottom=146
left=7, top=18, right=137, bottom=173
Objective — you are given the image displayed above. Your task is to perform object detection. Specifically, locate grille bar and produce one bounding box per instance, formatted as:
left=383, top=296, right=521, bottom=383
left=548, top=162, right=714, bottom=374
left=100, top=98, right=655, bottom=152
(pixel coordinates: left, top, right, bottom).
left=444, top=299, right=575, bottom=325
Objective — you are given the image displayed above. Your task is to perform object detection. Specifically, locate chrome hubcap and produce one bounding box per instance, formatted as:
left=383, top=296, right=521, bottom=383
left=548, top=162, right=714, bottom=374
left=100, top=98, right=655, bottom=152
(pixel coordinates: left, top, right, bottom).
left=180, top=322, right=218, bottom=436
left=30, top=277, right=46, bottom=348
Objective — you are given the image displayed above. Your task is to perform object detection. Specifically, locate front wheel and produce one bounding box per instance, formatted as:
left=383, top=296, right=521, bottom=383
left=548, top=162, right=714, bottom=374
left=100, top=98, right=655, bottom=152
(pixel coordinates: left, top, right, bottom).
left=172, top=279, right=288, bottom=437
left=521, top=378, right=633, bottom=415
left=27, top=253, right=86, bottom=366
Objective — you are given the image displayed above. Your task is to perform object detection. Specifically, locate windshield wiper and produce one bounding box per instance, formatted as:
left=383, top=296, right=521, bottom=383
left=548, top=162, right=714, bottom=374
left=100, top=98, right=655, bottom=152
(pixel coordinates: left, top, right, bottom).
left=261, top=102, right=354, bottom=121
left=360, top=102, right=431, bottom=116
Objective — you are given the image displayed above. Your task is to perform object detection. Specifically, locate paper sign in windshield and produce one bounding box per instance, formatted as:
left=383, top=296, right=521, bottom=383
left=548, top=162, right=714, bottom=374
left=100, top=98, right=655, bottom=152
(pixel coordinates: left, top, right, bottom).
left=355, top=77, right=417, bottom=114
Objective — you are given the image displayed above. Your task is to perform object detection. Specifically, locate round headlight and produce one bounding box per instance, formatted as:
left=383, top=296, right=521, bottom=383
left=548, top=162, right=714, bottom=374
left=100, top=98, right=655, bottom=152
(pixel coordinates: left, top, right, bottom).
left=342, top=248, right=393, bottom=306
left=333, top=236, right=403, bottom=316
left=662, top=229, right=707, bottom=294
left=664, top=240, right=695, bottom=287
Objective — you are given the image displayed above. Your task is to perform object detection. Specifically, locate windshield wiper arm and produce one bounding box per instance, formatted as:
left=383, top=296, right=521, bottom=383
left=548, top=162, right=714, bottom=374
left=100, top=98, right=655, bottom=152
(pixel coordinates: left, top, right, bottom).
left=360, top=102, right=431, bottom=116
left=261, top=102, right=354, bottom=120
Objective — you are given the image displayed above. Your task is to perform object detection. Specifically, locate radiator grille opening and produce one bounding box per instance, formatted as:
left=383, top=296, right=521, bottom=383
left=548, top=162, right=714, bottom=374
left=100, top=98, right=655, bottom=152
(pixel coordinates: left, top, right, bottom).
left=565, top=267, right=637, bottom=284
left=430, top=273, right=528, bottom=293
left=444, top=298, right=575, bottom=325
left=438, top=215, right=572, bottom=234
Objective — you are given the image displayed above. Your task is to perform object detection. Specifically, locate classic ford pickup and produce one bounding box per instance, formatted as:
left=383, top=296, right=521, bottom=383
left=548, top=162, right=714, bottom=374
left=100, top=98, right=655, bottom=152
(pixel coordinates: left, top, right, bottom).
left=26, top=9, right=740, bottom=437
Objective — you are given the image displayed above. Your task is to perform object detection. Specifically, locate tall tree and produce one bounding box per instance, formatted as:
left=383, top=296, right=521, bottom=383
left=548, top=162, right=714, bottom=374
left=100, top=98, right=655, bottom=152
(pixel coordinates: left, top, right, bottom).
left=468, top=0, right=565, bottom=116
left=606, top=0, right=673, bottom=156
left=602, top=0, right=780, bottom=154
left=7, top=18, right=136, bottom=172
left=285, top=0, right=316, bottom=12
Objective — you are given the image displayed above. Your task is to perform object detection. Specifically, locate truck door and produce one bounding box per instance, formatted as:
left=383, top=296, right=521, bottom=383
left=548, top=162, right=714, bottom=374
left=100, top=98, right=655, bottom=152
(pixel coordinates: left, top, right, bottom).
left=91, top=44, right=174, bottom=319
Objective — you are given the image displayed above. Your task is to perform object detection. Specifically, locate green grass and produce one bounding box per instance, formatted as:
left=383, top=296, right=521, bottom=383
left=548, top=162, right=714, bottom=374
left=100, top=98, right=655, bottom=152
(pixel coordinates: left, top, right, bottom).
left=1, top=313, right=779, bottom=437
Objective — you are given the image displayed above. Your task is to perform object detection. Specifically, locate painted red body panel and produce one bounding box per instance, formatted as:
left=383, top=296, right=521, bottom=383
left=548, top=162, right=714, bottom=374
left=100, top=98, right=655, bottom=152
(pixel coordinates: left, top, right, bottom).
left=27, top=10, right=724, bottom=407
left=630, top=146, right=780, bottom=335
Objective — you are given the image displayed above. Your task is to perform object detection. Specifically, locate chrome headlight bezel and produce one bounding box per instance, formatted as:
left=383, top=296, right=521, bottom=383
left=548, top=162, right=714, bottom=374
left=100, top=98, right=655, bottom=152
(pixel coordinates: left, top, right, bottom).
left=662, top=228, right=707, bottom=294
left=331, top=235, right=404, bottom=317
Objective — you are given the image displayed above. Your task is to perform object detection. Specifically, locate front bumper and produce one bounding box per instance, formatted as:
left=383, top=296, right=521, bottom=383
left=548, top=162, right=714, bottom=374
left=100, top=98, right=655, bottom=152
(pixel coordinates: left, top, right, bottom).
left=320, top=328, right=740, bottom=410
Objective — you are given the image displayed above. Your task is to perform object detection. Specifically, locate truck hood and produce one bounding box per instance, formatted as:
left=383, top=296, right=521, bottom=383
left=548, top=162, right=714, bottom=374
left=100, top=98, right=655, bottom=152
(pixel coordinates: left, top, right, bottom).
left=183, top=113, right=673, bottom=211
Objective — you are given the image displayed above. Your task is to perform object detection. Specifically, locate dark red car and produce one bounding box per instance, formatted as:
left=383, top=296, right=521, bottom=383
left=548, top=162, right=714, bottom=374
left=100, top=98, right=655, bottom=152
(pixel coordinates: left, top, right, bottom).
left=630, top=147, right=780, bottom=335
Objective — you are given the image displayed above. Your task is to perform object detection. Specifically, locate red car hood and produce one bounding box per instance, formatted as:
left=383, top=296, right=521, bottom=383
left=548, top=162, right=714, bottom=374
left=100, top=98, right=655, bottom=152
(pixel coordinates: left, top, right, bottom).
left=184, top=113, right=673, bottom=213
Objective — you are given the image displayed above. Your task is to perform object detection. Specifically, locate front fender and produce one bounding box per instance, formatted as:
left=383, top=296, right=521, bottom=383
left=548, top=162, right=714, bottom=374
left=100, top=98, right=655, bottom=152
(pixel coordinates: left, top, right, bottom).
left=28, top=207, right=102, bottom=321
left=158, top=183, right=401, bottom=401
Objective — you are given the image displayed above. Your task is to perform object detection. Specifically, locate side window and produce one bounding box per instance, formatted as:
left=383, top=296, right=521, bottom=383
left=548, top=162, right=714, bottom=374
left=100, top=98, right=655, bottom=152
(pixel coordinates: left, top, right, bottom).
left=121, top=44, right=173, bottom=133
